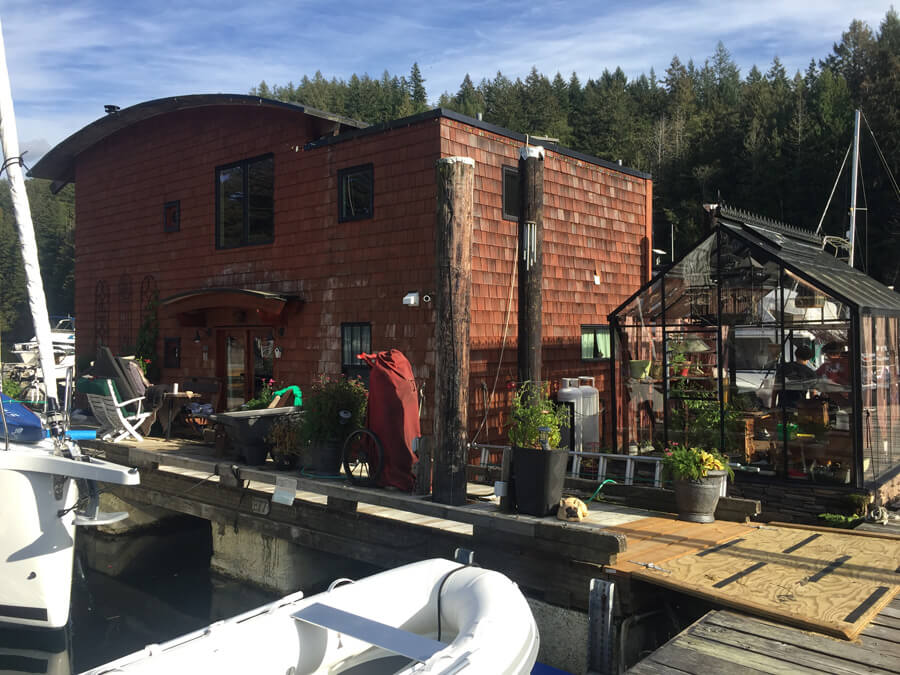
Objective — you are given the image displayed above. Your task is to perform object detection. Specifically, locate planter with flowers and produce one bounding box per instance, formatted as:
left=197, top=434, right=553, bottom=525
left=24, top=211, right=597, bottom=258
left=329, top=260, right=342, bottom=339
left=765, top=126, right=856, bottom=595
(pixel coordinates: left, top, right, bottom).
left=508, top=382, right=570, bottom=516
left=663, top=443, right=733, bottom=523
left=208, top=378, right=300, bottom=466
left=297, top=376, right=368, bottom=475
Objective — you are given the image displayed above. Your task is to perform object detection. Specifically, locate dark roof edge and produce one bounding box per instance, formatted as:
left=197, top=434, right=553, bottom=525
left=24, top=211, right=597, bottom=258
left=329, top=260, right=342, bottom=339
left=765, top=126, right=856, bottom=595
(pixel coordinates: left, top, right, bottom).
left=29, top=94, right=368, bottom=183
left=719, top=205, right=822, bottom=245
left=304, top=107, right=652, bottom=180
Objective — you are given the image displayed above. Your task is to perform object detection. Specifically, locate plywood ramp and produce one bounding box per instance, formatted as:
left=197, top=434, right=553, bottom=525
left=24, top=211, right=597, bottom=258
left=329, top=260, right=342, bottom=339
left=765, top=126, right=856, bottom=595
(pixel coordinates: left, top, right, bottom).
left=626, top=524, right=900, bottom=640
left=606, top=514, right=754, bottom=575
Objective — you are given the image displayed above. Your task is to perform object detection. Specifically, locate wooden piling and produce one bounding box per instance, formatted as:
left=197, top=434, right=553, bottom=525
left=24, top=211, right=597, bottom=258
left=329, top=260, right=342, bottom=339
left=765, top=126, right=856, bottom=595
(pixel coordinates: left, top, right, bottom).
left=433, top=157, right=474, bottom=506
left=517, top=146, right=544, bottom=387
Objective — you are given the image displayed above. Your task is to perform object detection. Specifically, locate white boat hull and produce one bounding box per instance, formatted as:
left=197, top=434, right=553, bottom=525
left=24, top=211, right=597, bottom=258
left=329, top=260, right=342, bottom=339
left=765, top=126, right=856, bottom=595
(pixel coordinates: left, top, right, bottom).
left=85, top=558, right=540, bottom=674
left=0, top=456, right=77, bottom=629
left=0, top=439, right=140, bottom=629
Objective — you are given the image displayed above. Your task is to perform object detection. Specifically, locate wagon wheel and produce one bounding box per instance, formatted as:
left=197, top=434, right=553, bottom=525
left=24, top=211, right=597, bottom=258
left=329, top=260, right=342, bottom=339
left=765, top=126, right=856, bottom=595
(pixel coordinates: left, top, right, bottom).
left=342, top=429, right=383, bottom=487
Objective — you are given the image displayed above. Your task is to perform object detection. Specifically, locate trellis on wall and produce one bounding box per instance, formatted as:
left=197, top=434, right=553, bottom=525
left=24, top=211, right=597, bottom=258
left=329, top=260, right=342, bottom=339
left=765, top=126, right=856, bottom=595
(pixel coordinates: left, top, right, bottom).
left=94, top=279, right=109, bottom=352
left=118, top=272, right=133, bottom=353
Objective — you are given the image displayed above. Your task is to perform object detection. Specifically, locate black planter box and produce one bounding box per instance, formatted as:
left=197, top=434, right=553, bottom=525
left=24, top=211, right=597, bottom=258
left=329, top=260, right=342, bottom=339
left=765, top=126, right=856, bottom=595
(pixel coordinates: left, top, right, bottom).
left=208, top=407, right=301, bottom=466
left=512, top=447, right=568, bottom=516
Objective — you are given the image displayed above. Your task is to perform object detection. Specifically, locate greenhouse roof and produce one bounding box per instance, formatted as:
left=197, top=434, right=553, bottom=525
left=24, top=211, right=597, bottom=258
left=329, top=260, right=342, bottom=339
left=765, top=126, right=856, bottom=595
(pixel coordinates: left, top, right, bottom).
left=718, top=207, right=900, bottom=314
left=611, top=206, right=900, bottom=319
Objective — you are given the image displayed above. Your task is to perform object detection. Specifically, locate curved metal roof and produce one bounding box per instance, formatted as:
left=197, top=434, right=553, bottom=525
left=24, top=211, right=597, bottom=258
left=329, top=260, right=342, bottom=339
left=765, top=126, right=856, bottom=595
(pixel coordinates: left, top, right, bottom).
left=28, top=94, right=367, bottom=190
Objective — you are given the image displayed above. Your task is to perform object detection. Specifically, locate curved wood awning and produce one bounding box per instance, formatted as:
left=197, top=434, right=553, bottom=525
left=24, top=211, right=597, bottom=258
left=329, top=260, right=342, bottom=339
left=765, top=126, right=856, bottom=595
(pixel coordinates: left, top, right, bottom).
left=159, top=288, right=301, bottom=324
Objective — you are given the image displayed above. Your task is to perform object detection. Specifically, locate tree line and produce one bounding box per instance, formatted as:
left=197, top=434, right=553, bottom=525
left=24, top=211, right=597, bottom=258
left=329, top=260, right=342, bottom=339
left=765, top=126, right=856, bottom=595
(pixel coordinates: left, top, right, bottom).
left=254, top=10, right=900, bottom=288
left=0, top=180, right=74, bottom=348
left=2, top=11, right=897, bottom=350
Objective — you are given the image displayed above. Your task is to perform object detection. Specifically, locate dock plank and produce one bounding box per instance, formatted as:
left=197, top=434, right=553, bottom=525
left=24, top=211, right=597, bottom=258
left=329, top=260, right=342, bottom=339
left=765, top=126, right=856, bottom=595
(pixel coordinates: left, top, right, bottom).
left=629, top=609, right=900, bottom=674
left=705, top=611, right=898, bottom=671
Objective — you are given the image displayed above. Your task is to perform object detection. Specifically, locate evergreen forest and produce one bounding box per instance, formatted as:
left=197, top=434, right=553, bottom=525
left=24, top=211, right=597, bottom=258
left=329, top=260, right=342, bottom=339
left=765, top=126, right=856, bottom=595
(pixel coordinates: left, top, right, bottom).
left=253, top=11, right=900, bottom=287
left=1, top=11, right=898, bottom=349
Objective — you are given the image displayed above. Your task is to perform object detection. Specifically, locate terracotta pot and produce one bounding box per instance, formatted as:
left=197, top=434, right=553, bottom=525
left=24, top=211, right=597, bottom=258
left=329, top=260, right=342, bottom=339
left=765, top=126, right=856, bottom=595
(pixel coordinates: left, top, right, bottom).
left=673, top=470, right=726, bottom=523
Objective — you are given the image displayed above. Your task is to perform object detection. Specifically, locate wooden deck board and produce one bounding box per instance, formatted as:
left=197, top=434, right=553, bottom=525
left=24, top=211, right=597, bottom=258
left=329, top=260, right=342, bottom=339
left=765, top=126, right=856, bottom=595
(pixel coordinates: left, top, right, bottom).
left=628, top=609, right=900, bottom=674
left=628, top=525, right=900, bottom=640
left=607, top=516, right=752, bottom=575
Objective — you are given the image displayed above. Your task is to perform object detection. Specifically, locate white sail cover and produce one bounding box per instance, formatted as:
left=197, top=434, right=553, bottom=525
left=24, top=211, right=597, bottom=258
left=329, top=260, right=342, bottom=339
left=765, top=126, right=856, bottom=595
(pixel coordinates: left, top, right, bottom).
left=0, top=18, right=58, bottom=410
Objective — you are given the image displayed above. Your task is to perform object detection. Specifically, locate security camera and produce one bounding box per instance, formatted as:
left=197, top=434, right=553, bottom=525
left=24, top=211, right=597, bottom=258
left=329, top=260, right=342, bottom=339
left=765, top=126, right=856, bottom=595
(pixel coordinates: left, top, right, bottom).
left=422, top=294, right=432, bottom=303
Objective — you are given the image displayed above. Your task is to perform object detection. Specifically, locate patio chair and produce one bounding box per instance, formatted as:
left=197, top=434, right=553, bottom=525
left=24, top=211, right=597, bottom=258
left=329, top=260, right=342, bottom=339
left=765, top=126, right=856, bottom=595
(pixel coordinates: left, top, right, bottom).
left=83, top=378, right=152, bottom=442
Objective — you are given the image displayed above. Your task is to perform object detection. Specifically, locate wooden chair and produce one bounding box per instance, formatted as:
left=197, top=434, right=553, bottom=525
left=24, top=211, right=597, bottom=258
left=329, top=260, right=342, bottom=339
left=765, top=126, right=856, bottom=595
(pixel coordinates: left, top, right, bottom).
left=84, top=378, right=151, bottom=442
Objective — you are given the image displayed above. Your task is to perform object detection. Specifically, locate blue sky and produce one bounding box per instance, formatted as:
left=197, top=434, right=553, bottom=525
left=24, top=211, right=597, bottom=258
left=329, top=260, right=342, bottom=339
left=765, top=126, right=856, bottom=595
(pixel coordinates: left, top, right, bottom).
left=2, top=0, right=893, bottom=165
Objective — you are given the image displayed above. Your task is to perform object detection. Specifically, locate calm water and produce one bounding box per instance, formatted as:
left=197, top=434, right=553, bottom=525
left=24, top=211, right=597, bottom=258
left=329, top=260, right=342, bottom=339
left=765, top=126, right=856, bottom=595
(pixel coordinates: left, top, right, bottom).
left=0, top=518, right=376, bottom=674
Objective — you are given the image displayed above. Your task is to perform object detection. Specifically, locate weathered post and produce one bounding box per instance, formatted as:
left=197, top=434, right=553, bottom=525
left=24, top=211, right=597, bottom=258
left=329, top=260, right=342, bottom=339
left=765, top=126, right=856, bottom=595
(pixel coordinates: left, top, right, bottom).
left=433, top=157, right=474, bottom=505
left=517, top=146, right=544, bottom=388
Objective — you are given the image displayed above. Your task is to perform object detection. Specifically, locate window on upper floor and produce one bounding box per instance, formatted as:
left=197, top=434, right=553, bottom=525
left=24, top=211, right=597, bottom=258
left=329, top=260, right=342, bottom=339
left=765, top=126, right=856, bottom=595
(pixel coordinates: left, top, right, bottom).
left=216, top=154, right=274, bottom=249
left=502, top=165, right=519, bottom=221
left=582, top=325, right=611, bottom=361
left=339, top=164, right=374, bottom=222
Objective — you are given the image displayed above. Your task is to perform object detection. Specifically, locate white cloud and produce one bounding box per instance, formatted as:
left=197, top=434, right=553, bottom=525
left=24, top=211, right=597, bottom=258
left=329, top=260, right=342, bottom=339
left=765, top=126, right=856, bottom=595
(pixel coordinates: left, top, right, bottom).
left=0, top=0, right=891, bottom=154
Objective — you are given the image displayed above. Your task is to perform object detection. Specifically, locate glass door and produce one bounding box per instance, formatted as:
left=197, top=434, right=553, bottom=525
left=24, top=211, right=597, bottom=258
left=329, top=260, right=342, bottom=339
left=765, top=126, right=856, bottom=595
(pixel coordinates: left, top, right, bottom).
left=216, top=328, right=275, bottom=410
left=222, top=331, right=246, bottom=410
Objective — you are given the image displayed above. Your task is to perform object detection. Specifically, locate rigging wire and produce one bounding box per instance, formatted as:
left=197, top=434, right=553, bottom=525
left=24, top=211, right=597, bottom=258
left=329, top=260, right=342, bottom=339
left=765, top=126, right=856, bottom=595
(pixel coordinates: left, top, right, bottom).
left=859, top=160, right=869, bottom=272
left=862, top=111, right=900, bottom=202
left=470, top=236, right=519, bottom=445
left=815, top=143, right=852, bottom=235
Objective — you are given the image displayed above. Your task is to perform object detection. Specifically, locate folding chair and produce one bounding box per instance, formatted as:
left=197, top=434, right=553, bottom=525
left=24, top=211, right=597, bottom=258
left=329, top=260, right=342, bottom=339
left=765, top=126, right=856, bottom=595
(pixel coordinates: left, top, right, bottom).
left=84, top=378, right=151, bottom=442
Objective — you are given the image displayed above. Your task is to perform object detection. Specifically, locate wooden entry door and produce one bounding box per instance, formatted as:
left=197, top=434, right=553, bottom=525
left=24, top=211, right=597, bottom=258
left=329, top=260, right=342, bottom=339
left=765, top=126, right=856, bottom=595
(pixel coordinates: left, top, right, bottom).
left=216, top=328, right=275, bottom=410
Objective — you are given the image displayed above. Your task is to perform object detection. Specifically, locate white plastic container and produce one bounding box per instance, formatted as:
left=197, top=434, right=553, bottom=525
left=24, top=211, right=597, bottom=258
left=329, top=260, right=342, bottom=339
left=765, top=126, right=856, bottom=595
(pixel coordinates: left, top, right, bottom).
left=557, top=378, right=583, bottom=454
left=579, top=376, right=600, bottom=451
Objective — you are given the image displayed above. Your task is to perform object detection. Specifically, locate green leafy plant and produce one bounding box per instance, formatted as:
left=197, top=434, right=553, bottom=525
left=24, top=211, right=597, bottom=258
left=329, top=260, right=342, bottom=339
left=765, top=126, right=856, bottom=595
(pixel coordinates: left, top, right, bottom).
left=817, top=513, right=863, bottom=529
left=507, top=381, right=569, bottom=449
left=298, top=376, right=368, bottom=444
left=663, top=443, right=733, bottom=482
left=244, top=378, right=276, bottom=410
left=2, top=377, right=22, bottom=400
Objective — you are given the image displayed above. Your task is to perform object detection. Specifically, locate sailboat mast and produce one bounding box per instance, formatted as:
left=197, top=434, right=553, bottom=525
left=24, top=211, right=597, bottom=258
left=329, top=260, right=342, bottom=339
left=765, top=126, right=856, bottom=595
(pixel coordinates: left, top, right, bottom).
left=848, top=108, right=861, bottom=267
left=0, top=19, right=60, bottom=420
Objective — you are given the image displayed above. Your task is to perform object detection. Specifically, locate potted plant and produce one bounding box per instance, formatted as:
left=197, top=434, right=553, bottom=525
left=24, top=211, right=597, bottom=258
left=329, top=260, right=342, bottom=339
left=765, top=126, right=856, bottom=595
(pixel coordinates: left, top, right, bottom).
left=208, top=378, right=300, bottom=466
left=663, top=443, right=733, bottom=523
left=508, top=382, right=570, bottom=517
left=298, top=376, right=367, bottom=474
left=265, top=414, right=302, bottom=470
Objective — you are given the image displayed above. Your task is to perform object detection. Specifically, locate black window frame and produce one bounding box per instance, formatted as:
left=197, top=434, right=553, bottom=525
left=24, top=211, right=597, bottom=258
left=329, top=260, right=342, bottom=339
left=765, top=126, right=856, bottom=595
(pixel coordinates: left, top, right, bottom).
left=338, top=164, right=374, bottom=223
left=502, top=165, right=519, bottom=221
left=341, top=322, right=372, bottom=382
left=581, top=325, right=612, bottom=361
left=163, top=200, right=180, bottom=233
left=215, top=153, right=274, bottom=249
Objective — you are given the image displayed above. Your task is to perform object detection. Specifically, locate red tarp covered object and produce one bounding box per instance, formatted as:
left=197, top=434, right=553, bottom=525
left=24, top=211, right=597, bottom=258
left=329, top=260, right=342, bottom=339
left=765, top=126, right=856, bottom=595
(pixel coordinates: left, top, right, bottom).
left=358, top=349, right=420, bottom=490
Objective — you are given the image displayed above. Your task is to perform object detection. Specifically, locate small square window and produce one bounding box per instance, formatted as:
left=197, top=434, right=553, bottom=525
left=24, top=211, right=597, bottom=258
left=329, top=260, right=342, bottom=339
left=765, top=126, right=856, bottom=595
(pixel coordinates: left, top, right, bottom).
left=339, top=164, right=374, bottom=222
left=502, top=165, right=519, bottom=221
left=581, top=325, right=611, bottom=360
left=163, top=337, right=181, bottom=369
left=163, top=200, right=180, bottom=233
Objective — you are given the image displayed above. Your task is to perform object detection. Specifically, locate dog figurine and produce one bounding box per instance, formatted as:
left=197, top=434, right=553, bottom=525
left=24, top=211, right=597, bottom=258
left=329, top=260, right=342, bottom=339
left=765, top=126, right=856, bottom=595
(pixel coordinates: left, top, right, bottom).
left=557, top=496, right=588, bottom=522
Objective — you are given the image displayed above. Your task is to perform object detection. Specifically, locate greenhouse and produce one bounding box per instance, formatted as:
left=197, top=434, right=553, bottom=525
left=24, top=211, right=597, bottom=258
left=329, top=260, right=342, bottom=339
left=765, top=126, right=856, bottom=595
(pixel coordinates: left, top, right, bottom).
left=609, top=206, right=900, bottom=492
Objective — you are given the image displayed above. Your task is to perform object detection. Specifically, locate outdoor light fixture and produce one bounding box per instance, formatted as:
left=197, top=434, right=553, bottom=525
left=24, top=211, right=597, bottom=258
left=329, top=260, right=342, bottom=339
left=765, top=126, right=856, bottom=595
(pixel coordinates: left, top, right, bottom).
left=402, top=292, right=420, bottom=307
left=538, top=426, right=551, bottom=451
left=193, top=328, right=212, bottom=343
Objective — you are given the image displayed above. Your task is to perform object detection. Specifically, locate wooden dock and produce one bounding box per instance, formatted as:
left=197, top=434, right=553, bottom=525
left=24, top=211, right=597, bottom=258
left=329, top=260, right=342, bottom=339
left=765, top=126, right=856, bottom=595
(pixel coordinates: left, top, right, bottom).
left=627, top=598, right=900, bottom=674
left=86, top=438, right=900, bottom=639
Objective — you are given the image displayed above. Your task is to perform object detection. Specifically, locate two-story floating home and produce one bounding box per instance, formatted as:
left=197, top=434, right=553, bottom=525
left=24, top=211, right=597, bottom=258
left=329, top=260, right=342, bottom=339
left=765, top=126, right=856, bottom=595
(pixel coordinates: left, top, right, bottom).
left=30, top=95, right=653, bottom=442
